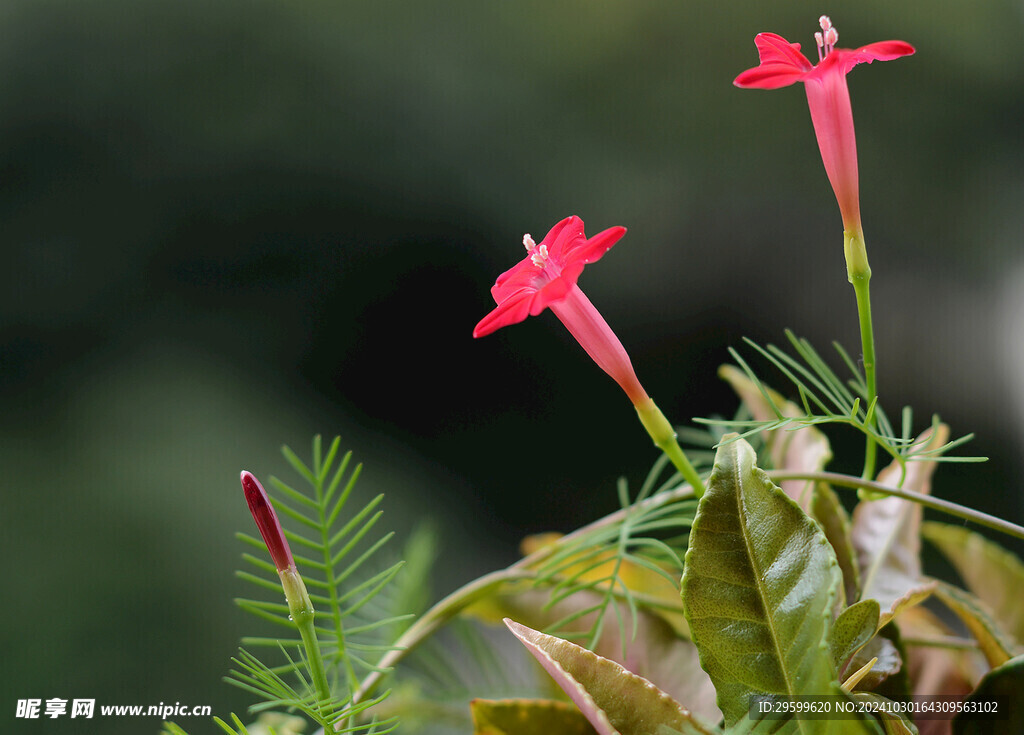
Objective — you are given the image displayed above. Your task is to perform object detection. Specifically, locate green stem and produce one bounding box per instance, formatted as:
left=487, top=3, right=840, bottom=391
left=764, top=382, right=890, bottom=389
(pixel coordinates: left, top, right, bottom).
left=846, top=228, right=879, bottom=482
left=900, top=635, right=980, bottom=651
left=769, top=470, right=1024, bottom=541
left=280, top=567, right=331, bottom=703
left=853, top=276, right=878, bottom=481
left=634, top=398, right=705, bottom=498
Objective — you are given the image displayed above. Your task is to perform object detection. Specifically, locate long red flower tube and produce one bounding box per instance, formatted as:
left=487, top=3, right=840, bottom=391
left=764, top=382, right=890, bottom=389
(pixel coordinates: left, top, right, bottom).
left=734, top=17, right=914, bottom=252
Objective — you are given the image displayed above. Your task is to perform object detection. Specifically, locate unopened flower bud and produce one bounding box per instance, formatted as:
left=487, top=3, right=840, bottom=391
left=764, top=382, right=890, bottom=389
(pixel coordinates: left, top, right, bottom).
left=240, top=470, right=295, bottom=572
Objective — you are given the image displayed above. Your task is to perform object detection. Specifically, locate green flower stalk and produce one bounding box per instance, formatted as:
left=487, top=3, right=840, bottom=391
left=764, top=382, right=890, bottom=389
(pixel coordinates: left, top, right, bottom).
left=241, top=470, right=331, bottom=702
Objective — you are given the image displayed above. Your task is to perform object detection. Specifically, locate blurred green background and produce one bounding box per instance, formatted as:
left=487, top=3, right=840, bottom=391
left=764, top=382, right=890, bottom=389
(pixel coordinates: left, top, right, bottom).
left=3, top=0, right=1023, bottom=732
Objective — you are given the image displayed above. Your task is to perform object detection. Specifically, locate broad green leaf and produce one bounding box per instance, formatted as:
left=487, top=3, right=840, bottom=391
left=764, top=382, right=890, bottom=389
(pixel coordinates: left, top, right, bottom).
left=952, top=654, right=1024, bottom=735
left=813, top=483, right=860, bottom=610
left=680, top=438, right=843, bottom=730
left=930, top=581, right=1016, bottom=668
left=851, top=425, right=948, bottom=622
left=831, top=600, right=881, bottom=673
left=470, top=698, right=597, bottom=735
left=849, top=694, right=918, bottom=734
left=504, top=619, right=714, bottom=735
left=719, top=365, right=833, bottom=512
left=922, top=522, right=1024, bottom=645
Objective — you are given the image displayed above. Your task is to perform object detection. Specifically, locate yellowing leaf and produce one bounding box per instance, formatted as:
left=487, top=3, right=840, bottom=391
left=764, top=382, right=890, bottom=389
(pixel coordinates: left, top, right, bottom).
left=518, top=531, right=687, bottom=634
left=922, top=522, right=1024, bottom=645
left=504, top=619, right=714, bottom=735
left=484, top=588, right=721, bottom=724
left=470, top=698, right=597, bottom=735
left=931, top=581, right=1017, bottom=668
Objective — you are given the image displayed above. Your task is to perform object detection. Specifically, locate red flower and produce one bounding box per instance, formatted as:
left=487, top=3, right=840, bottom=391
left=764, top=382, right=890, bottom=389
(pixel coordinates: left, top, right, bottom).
left=241, top=470, right=295, bottom=572
left=473, top=216, right=649, bottom=406
left=734, top=17, right=914, bottom=237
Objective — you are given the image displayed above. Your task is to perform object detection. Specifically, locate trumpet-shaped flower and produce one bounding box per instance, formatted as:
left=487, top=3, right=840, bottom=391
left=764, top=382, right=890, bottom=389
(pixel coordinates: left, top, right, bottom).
left=473, top=215, right=707, bottom=496
left=473, top=215, right=650, bottom=406
left=734, top=17, right=914, bottom=243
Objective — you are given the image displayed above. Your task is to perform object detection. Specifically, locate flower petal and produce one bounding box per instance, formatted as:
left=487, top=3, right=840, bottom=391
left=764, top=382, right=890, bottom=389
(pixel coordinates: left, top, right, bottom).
left=544, top=215, right=586, bottom=261
left=734, top=33, right=812, bottom=89
left=853, top=40, right=916, bottom=62
left=473, top=217, right=626, bottom=338
left=490, top=258, right=541, bottom=302
left=735, top=63, right=810, bottom=89
left=538, top=216, right=578, bottom=247
left=827, top=41, right=916, bottom=75
left=535, top=273, right=576, bottom=311
left=754, top=32, right=812, bottom=70
left=473, top=287, right=538, bottom=338
left=567, top=225, right=626, bottom=265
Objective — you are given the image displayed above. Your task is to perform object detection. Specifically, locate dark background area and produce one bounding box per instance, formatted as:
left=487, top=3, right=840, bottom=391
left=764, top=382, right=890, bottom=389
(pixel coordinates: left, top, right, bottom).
left=2, top=1, right=1023, bottom=732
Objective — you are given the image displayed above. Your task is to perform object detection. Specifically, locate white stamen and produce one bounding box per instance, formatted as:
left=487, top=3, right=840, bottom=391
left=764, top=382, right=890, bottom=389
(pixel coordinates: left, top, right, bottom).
left=530, top=244, right=549, bottom=268
left=523, top=233, right=536, bottom=251
left=815, top=15, right=837, bottom=58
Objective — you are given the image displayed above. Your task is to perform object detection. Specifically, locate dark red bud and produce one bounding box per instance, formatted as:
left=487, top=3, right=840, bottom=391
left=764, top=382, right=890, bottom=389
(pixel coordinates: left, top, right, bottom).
left=241, top=470, right=294, bottom=571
